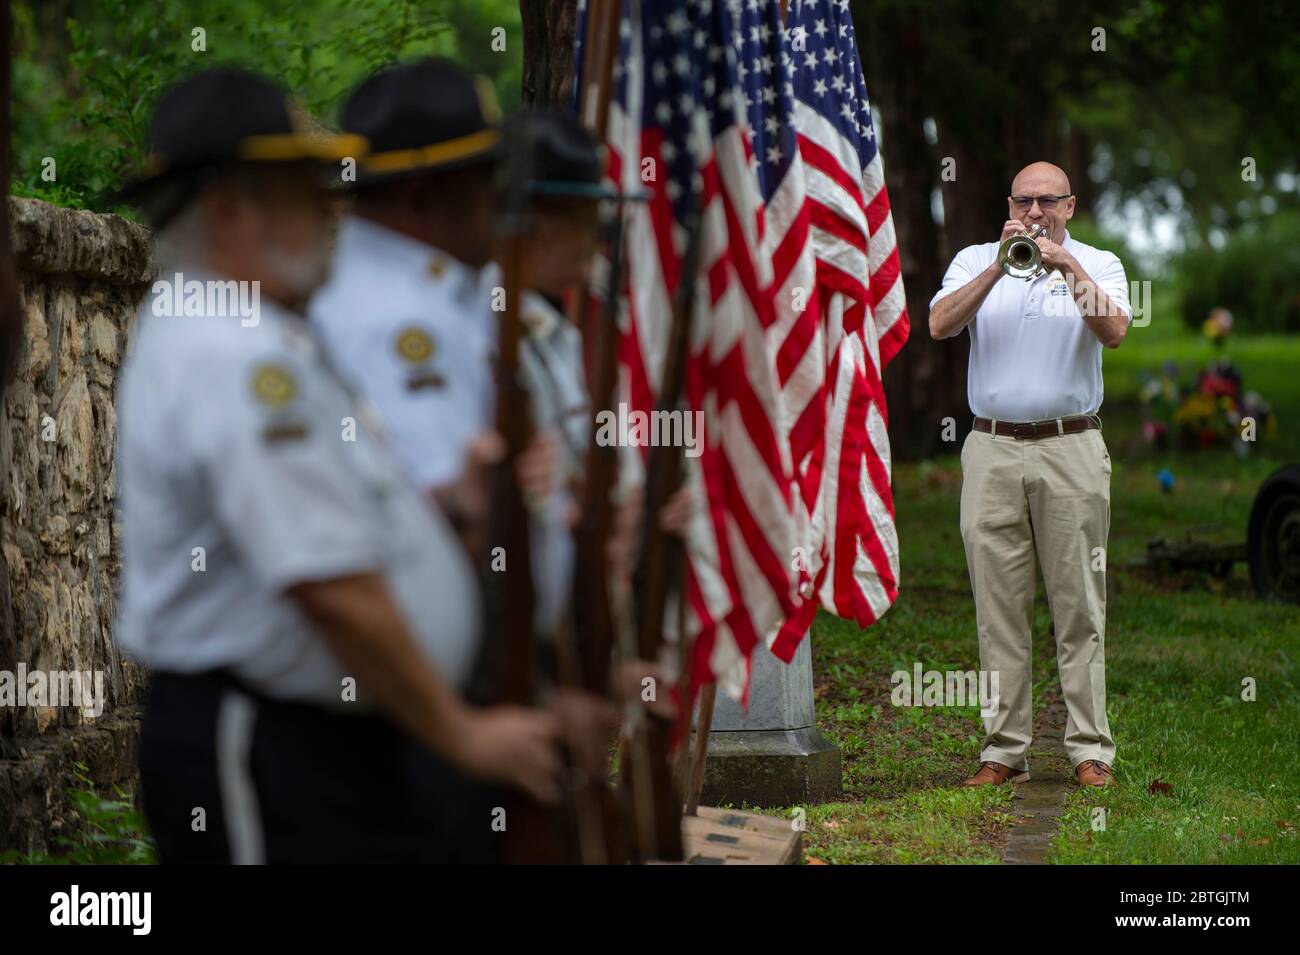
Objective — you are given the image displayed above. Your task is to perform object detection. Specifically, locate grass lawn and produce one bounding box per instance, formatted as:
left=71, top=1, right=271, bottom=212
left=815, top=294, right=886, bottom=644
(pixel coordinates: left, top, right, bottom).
left=782, top=292, right=1300, bottom=864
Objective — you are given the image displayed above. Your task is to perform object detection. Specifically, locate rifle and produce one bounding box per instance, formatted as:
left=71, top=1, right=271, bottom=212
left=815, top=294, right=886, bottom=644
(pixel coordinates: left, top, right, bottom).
left=484, top=110, right=623, bottom=865
left=622, top=197, right=704, bottom=863
left=559, top=195, right=633, bottom=865
left=572, top=207, right=625, bottom=713
left=480, top=114, right=568, bottom=864
left=477, top=0, right=635, bottom=865
left=548, top=0, right=642, bottom=865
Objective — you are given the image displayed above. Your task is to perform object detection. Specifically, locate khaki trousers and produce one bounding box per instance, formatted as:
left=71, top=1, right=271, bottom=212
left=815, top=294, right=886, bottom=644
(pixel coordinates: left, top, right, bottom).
left=959, top=426, right=1116, bottom=770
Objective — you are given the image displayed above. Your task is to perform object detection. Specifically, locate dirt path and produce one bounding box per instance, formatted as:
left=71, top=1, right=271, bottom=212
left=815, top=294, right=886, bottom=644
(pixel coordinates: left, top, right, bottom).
left=1002, top=698, right=1072, bottom=865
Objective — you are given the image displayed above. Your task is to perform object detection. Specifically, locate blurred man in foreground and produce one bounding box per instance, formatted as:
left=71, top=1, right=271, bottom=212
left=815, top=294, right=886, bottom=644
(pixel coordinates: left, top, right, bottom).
left=114, top=68, right=561, bottom=863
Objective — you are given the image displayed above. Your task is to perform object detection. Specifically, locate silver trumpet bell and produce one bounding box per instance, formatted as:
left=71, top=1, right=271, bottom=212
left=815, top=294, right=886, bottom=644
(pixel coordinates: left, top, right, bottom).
left=998, top=224, right=1050, bottom=280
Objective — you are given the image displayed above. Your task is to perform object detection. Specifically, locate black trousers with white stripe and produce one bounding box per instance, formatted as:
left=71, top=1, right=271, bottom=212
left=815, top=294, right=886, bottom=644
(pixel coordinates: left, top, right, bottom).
left=139, top=671, right=502, bottom=864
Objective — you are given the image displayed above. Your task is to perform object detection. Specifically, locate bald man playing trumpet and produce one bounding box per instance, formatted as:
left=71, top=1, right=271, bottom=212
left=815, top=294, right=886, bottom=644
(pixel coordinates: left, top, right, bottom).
left=929, top=162, right=1132, bottom=789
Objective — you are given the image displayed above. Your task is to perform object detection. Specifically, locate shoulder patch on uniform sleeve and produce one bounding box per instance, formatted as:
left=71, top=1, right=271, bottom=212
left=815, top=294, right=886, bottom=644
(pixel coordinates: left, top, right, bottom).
left=393, top=325, right=445, bottom=391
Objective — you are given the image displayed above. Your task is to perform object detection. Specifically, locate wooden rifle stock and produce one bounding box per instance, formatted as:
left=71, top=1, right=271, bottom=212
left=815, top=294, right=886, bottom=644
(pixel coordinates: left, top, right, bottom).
left=549, top=0, right=634, bottom=865
left=556, top=206, right=633, bottom=866
left=572, top=210, right=625, bottom=697
left=480, top=121, right=566, bottom=863
left=624, top=202, right=704, bottom=862
left=484, top=110, right=626, bottom=865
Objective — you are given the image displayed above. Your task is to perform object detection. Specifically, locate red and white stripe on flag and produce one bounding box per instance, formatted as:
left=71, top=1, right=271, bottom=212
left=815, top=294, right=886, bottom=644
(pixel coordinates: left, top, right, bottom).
left=578, top=0, right=908, bottom=701
left=601, top=0, right=803, bottom=702
left=771, top=0, right=908, bottom=651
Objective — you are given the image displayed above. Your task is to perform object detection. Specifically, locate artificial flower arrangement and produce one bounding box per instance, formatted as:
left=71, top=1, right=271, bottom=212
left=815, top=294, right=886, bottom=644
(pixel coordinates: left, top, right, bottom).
left=1138, top=309, right=1275, bottom=456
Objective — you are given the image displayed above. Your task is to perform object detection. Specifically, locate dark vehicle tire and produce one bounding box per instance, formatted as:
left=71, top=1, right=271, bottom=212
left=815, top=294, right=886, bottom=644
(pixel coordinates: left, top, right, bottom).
left=1248, top=465, right=1300, bottom=604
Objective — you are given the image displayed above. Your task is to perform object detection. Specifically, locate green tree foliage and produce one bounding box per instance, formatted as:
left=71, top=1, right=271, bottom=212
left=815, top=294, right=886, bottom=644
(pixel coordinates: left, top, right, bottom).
left=848, top=0, right=1297, bottom=370
left=10, top=0, right=524, bottom=213
left=854, top=0, right=1298, bottom=246
left=1177, top=211, right=1300, bottom=333
left=1063, top=0, right=1300, bottom=245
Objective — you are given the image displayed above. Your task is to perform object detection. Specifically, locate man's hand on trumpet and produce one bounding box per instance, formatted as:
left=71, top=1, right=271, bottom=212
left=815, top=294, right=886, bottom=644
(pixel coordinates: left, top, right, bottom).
left=1032, top=229, right=1072, bottom=273
left=1000, top=218, right=1029, bottom=243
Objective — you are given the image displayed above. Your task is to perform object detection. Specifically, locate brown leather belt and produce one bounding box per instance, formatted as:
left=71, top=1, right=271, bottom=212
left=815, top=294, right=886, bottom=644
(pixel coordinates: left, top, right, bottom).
left=972, top=414, right=1101, bottom=440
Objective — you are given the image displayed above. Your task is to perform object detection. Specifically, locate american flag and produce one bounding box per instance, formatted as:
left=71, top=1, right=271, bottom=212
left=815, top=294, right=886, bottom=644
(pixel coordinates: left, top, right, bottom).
left=778, top=0, right=907, bottom=637
left=575, top=0, right=906, bottom=699
left=584, top=0, right=803, bottom=700
left=725, top=0, right=827, bottom=661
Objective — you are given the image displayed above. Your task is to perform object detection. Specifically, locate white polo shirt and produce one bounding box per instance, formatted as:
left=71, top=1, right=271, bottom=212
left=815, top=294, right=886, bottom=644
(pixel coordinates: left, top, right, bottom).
left=930, top=229, right=1131, bottom=422
left=116, top=271, right=480, bottom=705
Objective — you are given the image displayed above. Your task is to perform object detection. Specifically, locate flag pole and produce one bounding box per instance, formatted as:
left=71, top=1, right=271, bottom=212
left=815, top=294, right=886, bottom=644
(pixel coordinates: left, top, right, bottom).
left=671, top=583, right=693, bottom=798
left=562, top=0, right=634, bottom=864
left=683, top=683, right=716, bottom=815
left=624, top=193, right=701, bottom=862
left=571, top=0, right=621, bottom=384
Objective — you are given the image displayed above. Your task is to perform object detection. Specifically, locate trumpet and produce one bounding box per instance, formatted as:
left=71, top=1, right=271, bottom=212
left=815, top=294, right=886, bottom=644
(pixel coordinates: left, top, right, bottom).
left=998, top=224, right=1049, bottom=280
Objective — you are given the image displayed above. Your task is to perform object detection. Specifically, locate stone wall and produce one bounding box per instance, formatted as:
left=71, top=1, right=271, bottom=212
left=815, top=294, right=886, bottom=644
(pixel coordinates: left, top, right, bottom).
left=0, top=197, right=153, bottom=853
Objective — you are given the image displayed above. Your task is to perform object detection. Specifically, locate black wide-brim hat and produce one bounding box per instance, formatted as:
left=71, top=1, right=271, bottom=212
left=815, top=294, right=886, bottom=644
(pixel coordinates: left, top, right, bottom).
left=342, top=58, right=503, bottom=187
left=501, top=108, right=648, bottom=203
left=113, top=68, right=367, bottom=208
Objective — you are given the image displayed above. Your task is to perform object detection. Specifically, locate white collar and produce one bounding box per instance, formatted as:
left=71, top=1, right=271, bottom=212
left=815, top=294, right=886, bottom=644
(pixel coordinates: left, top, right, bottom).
left=521, top=289, right=563, bottom=338
left=338, top=214, right=478, bottom=290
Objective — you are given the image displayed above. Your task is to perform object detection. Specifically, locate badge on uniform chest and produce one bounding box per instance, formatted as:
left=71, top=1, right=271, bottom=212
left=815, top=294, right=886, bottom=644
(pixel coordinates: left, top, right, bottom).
left=394, top=325, right=445, bottom=392
left=251, top=363, right=311, bottom=443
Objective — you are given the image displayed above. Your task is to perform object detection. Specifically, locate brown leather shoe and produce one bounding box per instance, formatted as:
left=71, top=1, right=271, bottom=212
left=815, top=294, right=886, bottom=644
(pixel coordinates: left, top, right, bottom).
left=961, top=761, right=1030, bottom=786
left=1076, top=759, right=1114, bottom=787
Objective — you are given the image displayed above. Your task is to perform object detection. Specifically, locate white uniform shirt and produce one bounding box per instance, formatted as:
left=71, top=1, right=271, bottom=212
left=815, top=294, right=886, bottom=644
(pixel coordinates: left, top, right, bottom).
left=519, top=290, right=592, bottom=633
left=115, top=271, right=480, bottom=706
left=520, top=290, right=591, bottom=482
left=313, top=229, right=584, bottom=634
left=309, top=215, right=495, bottom=490
left=930, top=229, right=1132, bottom=421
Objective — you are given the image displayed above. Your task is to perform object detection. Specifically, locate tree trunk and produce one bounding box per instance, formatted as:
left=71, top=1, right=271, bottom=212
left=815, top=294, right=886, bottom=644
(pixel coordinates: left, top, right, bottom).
left=1066, top=124, right=1093, bottom=214
left=519, top=0, right=578, bottom=108
left=940, top=135, right=1010, bottom=257
left=870, top=21, right=968, bottom=460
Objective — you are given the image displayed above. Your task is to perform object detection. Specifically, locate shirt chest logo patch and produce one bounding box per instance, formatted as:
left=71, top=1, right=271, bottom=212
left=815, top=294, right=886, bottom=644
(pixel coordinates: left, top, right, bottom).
left=251, top=363, right=297, bottom=407
left=250, top=363, right=310, bottom=442
left=394, top=326, right=445, bottom=391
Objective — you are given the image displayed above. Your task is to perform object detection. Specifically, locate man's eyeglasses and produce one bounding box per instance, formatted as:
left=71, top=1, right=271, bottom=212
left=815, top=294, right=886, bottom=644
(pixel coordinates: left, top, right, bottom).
left=1010, top=194, right=1072, bottom=211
